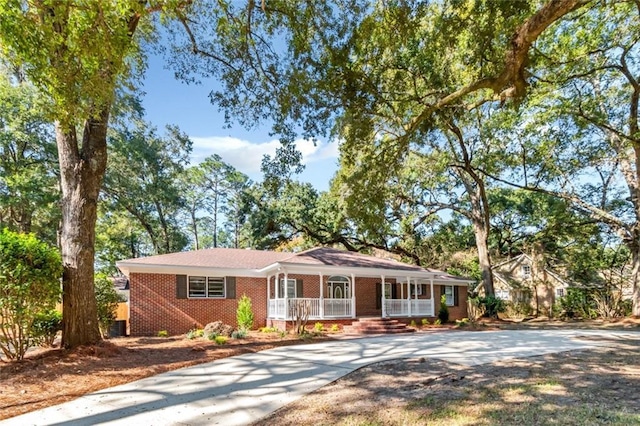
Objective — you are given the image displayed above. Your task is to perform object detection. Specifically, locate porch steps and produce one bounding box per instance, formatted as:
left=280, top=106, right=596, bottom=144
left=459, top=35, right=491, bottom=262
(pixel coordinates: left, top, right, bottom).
left=343, top=317, right=415, bottom=335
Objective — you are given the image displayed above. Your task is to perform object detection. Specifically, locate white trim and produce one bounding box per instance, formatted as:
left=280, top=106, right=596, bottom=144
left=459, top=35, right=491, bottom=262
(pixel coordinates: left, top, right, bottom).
left=116, top=263, right=265, bottom=278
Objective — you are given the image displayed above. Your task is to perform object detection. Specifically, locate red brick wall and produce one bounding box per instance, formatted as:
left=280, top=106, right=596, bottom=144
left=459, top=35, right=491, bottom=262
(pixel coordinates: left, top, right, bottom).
left=129, top=273, right=267, bottom=336
left=130, top=272, right=470, bottom=335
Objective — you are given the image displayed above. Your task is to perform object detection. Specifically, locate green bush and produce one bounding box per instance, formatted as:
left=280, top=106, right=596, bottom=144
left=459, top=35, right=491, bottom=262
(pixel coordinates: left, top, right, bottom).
left=314, top=322, right=324, bottom=332
left=31, top=309, right=62, bottom=347
left=479, top=295, right=506, bottom=318
left=186, top=328, right=204, bottom=340
left=157, top=330, right=169, bottom=337
left=330, top=324, right=340, bottom=332
left=259, top=326, right=279, bottom=333
left=94, top=273, right=126, bottom=338
left=214, top=335, right=228, bottom=345
left=236, top=294, right=254, bottom=331
left=410, top=320, right=417, bottom=327
left=560, top=288, right=597, bottom=319
left=438, top=295, right=449, bottom=323
left=0, top=229, right=62, bottom=360
left=434, top=319, right=442, bottom=326
left=231, top=329, right=247, bottom=339
left=421, top=318, right=429, bottom=326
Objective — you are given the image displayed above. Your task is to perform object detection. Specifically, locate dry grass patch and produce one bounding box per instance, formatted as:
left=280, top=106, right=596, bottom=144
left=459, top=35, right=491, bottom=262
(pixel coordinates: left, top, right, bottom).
left=255, top=336, right=640, bottom=426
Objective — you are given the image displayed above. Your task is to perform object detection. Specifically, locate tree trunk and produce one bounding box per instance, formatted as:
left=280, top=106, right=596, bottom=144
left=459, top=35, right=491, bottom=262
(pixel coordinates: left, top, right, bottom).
left=57, top=113, right=108, bottom=348
left=472, top=220, right=495, bottom=297
left=631, top=241, right=640, bottom=317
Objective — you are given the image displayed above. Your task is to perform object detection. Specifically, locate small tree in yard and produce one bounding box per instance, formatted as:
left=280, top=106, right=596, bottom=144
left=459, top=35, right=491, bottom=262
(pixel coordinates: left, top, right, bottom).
left=236, top=294, right=254, bottom=331
left=0, top=229, right=62, bottom=360
left=94, top=274, right=125, bottom=338
left=438, top=295, right=450, bottom=324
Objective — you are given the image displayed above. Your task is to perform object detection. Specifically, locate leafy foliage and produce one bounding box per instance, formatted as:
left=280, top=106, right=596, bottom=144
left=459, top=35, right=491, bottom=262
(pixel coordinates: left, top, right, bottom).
left=0, top=229, right=61, bottom=360
left=437, top=295, right=449, bottom=324
left=94, top=274, right=125, bottom=338
left=31, top=309, right=62, bottom=347
left=479, top=296, right=506, bottom=319
left=236, top=294, right=254, bottom=331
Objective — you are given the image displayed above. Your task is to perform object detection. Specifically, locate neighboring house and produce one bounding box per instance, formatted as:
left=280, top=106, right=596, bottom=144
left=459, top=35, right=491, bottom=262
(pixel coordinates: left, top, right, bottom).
left=116, top=247, right=473, bottom=336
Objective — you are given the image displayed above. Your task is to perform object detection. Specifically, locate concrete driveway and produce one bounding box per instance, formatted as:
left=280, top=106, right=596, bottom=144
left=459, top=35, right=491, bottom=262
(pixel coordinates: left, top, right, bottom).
left=3, top=328, right=638, bottom=426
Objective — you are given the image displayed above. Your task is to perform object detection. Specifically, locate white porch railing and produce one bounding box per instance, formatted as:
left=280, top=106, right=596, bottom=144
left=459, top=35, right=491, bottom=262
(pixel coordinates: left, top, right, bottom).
left=268, top=298, right=351, bottom=319
left=385, top=299, right=434, bottom=317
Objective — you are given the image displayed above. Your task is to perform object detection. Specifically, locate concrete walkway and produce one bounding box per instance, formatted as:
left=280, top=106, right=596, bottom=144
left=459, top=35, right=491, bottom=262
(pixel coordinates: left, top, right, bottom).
left=3, top=329, right=639, bottom=426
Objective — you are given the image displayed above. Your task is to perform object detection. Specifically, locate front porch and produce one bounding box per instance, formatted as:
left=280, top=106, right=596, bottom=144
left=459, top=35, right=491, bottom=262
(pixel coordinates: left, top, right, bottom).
left=266, top=272, right=438, bottom=321
left=268, top=297, right=435, bottom=320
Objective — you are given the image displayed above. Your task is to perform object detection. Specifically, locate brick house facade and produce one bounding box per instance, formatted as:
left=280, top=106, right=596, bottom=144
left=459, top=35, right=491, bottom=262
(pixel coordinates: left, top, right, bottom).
left=118, top=247, right=472, bottom=336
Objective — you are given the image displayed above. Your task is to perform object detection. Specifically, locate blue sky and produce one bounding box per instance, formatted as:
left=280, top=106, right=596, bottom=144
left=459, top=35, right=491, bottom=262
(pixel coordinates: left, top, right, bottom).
left=140, top=53, right=339, bottom=191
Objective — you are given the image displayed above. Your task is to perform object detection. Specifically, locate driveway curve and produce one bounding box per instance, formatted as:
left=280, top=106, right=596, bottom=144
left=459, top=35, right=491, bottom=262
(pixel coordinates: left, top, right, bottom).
left=3, top=328, right=638, bottom=426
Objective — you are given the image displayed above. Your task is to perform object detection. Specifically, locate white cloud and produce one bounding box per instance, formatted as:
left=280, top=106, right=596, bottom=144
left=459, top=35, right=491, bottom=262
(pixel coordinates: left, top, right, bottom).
left=190, top=136, right=340, bottom=174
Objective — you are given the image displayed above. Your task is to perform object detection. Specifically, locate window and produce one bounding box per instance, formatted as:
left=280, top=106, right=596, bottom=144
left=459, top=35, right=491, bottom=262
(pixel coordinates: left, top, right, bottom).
left=444, top=285, right=455, bottom=306
left=521, top=264, right=531, bottom=278
left=188, top=276, right=225, bottom=298
left=208, top=278, right=225, bottom=298
left=496, top=289, right=511, bottom=300
left=279, top=279, right=297, bottom=298
left=556, top=288, right=565, bottom=298
left=384, top=282, right=392, bottom=299
left=410, top=284, right=424, bottom=296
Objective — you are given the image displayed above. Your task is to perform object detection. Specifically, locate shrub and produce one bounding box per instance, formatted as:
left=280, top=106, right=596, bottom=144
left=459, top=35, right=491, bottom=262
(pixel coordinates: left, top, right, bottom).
left=94, top=273, right=126, bottom=338
left=330, top=324, right=340, bottom=332
left=438, top=295, right=449, bottom=323
left=31, top=309, right=62, bottom=347
left=479, top=295, right=506, bottom=318
left=186, top=328, right=204, bottom=340
left=421, top=318, right=429, bottom=326
left=214, top=335, right=228, bottom=345
left=259, top=326, right=279, bottom=333
left=207, top=331, right=219, bottom=340
left=236, top=294, right=254, bottom=331
left=314, top=322, right=324, bottom=332
left=503, top=301, right=532, bottom=321
left=434, top=319, right=442, bottom=326
left=560, top=288, right=597, bottom=319
left=0, top=229, right=62, bottom=360
left=157, top=330, right=169, bottom=337
left=231, top=329, right=247, bottom=339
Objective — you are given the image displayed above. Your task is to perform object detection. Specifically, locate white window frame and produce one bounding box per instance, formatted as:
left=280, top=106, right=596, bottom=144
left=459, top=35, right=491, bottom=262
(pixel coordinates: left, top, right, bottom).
left=495, top=289, right=511, bottom=300
left=521, top=264, right=531, bottom=278
left=188, top=276, right=226, bottom=299
left=279, top=278, right=297, bottom=298
left=556, top=288, right=565, bottom=298
left=444, top=285, right=455, bottom=306
left=410, top=284, right=423, bottom=296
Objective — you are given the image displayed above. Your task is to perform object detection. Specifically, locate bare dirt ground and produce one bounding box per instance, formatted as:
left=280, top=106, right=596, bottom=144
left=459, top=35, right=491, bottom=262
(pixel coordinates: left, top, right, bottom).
left=1, top=319, right=639, bottom=424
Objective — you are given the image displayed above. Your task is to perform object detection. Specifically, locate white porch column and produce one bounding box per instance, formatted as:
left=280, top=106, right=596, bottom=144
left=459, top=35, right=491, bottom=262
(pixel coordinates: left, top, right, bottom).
left=351, top=273, right=356, bottom=318
left=284, top=272, right=289, bottom=320
left=407, top=276, right=412, bottom=317
left=275, top=273, right=279, bottom=299
left=319, top=273, right=324, bottom=319
left=430, top=278, right=435, bottom=317
left=381, top=275, right=386, bottom=318
left=266, top=275, right=271, bottom=318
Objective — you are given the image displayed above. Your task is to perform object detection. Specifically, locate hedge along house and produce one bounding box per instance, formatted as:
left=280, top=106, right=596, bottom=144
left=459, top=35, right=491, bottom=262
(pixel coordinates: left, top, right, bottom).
left=116, top=247, right=473, bottom=336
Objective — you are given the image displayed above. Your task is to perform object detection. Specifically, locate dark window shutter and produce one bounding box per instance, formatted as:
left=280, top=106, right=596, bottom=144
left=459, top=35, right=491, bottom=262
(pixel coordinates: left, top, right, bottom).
left=226, top=277, right=236, bottom=299
left=176, top=275, right=187, bottom=299
left=391, top=283, right=397, bottom=299
left=296, top=279, right=303, bottom=298
left=376, top=283, right=382, bottom=309
left=454, top=286, right=459, bottom=306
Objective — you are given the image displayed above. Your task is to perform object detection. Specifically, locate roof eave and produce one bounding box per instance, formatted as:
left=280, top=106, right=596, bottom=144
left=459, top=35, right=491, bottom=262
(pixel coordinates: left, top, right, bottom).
left=115, top=261, right=266, bottom=278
